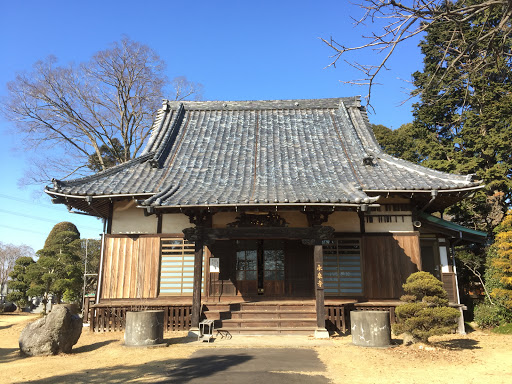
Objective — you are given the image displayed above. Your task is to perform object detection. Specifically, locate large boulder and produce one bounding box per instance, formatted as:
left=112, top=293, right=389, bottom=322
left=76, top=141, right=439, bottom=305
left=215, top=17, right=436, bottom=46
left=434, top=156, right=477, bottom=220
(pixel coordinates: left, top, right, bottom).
left=19, top=304, right=82, bottom=356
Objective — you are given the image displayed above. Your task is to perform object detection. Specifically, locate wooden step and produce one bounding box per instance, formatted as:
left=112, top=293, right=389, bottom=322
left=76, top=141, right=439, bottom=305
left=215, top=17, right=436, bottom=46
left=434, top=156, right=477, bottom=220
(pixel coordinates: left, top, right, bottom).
left=202, top=304, right=232, bottom=312
left=219, top=318, right=317, bottom=328
left=215, top=327, right=315, bottom=336
left=229, top=310, right=316, bottom=319
left=201, top=301, right=319, bottom=336
left=239, top=303, right=315, bottom=311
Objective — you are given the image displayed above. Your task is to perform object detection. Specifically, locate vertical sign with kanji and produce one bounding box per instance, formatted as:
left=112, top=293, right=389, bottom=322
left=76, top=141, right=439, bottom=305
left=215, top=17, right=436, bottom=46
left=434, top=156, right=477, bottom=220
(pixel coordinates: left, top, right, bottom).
left=316, top=262, right=324, bottom=290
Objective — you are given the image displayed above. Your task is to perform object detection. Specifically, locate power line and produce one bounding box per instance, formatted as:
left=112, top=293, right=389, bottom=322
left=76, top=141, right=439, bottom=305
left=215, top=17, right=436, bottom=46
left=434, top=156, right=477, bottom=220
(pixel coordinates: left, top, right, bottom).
left=0, top=224, right=49, bottom=236
left=0, top=208, right=101, bottom=232
left=0, top=193, right=67, bottom=213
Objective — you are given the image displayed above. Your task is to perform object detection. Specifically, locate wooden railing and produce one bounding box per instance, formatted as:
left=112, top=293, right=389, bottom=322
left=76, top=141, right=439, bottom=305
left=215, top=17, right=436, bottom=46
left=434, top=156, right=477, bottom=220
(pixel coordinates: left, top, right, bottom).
left=325, top=305, right=350, bottom=334
left=82, top=297, right=96, bottom=323
left=352, top=303, right=398, bottom=324
left=325, top=303, right=400, bottom=335
left=89, top=304, right=192, bottom=332
left=88, top=302, right=401, bottom=334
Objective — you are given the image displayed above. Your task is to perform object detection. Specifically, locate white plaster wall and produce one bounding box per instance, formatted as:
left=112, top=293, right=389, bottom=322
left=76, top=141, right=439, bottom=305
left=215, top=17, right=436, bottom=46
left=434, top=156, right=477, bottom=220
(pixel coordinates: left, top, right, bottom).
left=161, top=213, right=193, bottom=233
left=365, top=216, right=414, bottom=232
left=279, top=212, right=308, bottom=227
left=439, top=245, right=449, bottom=272
left=212, top=212, right=238, bottom=228
left=364, top=198, right=413, bottom=232
left=111, top=200, right=157, bottom=234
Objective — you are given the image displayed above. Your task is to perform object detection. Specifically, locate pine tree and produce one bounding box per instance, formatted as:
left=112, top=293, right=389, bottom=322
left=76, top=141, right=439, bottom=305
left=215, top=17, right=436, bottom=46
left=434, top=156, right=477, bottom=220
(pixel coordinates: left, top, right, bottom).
left=6, top=257, right=35, bottom=310
left=411, top=0, right=512, bottom=234
left=393, top=272, right=460, bottom=343
left=29, top=222, right=83, bottom=314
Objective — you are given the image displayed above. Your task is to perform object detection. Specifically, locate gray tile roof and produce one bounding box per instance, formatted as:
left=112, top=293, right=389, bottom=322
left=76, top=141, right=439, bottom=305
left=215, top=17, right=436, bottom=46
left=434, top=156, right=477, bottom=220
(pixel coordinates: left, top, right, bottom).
left=46, top=97, right=481, bottom=211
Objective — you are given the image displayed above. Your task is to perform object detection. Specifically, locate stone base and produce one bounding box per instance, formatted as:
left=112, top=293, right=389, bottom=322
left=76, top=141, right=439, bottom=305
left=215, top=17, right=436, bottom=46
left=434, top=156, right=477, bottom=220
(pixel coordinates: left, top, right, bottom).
left=188, top=328, right=200, bottom=338
left=314, top=328, right=330, bottom=339
left=457, top=307, right=467, bottom=335
left=350, top=310, right=391, bottom=348
left=124, top=310, right=164, bottom=346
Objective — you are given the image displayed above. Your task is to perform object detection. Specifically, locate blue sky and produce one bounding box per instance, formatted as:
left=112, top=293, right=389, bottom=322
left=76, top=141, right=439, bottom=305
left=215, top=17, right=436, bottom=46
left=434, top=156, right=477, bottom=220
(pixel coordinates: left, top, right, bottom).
left=0, top=0, right=423, bottom=252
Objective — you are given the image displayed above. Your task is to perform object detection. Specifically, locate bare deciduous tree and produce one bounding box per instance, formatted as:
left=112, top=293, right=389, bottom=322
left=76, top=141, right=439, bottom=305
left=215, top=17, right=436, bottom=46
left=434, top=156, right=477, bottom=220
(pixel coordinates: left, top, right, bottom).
left=1, top=37, right=203, bottom=182
left=322, top=0, right=512, bottom=107
left=0, top=242, right=34, bottom=299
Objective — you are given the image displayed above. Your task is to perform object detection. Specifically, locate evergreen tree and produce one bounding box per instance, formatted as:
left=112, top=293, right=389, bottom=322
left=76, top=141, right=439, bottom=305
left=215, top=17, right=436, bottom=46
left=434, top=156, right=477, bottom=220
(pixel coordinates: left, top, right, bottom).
left=489, top=210, right=512, bottom=318
left=411, top=0, right=512, bottom=234
left=30, top=222, right=83, bottom=314
left=6, top=256, right=36, bottom=310
left=393, top=272, right=460, bottom=343
left=371, top=123, right=426, bottom=164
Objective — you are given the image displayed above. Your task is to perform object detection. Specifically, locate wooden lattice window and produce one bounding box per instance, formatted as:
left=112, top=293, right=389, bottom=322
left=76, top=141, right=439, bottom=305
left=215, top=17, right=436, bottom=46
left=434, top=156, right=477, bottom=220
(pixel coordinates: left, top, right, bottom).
left=159, top=238, right=204, bottom=296
left=236, top=240, right=258, bottom=281
left=323, top=238, right=363, bottom=296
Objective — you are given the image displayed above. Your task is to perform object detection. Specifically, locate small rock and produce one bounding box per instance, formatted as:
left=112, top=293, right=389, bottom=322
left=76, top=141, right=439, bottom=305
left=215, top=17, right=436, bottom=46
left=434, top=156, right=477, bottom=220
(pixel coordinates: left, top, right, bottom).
left=402, top=333, right=417, bottom=346
left=19, top=304, right=82, bottom=356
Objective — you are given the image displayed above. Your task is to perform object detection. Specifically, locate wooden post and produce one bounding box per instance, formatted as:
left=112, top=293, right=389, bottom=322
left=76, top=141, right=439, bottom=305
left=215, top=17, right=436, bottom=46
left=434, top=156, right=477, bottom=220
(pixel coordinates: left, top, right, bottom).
left=314, top=241, right=329, bottom=338
left=191, top=239, right=204, bottom=330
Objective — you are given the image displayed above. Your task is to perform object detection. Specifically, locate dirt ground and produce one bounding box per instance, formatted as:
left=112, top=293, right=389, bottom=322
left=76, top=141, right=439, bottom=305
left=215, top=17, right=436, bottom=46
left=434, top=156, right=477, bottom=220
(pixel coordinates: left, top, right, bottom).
left=1, top=313, right=511, bottom=384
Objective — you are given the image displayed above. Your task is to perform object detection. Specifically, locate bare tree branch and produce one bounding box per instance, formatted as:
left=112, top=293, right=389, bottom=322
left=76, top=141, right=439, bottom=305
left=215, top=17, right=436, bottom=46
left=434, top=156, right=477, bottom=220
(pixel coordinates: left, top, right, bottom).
left=322, top=0, right=512, bottom=107
left=1, top=37, right=204, bottom=183
left=0, top=242, right=35, bottom=297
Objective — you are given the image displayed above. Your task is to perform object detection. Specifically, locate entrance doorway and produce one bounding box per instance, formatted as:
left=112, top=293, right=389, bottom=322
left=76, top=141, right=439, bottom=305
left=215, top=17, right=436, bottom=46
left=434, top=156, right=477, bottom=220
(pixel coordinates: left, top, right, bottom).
left=236, top=240, right=285, bottom=296
left=420, top=238, right=441, bottom=280
left=207, top=239, right=313, bottom=298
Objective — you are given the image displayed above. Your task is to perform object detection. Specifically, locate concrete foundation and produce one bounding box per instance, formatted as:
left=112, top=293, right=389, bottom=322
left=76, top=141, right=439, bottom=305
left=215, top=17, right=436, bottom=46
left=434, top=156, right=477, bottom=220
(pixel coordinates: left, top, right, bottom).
left=124, top=310, right=164, bottom=346
left=350, top=310, right=391, bottom=348
left=314, top=328, right=330, bottom=339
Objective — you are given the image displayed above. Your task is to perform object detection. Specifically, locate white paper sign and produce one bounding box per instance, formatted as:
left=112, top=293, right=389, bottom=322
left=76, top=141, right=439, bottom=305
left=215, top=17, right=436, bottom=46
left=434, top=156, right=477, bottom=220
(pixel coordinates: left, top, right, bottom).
left=210, top=258, right=220, bottom=273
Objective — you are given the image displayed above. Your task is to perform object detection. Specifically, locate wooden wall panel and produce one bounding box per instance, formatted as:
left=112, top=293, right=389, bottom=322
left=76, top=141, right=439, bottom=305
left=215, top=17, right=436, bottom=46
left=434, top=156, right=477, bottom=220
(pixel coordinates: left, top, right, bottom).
left=101, top=235, right=160, bottom=299
left=442, top=272, right=457, bottom=303
left=362, top=233, right=420, bottom=300
left=208, top=241, right=237, bottom=297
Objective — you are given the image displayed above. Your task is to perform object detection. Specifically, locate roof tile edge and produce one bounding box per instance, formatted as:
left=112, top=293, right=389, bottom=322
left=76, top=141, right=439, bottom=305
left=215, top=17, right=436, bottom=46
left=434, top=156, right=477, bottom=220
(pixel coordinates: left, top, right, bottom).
left=162, top=97, right=362, bottom=111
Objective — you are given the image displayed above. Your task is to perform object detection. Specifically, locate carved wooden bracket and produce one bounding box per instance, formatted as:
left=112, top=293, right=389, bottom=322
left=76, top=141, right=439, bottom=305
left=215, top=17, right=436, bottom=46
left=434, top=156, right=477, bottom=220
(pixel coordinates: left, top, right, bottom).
left=304, top=211, right=332, bottom=227
left=183, top=209, right=213, bottom=227
left=182, top=227, right=215, bottom=246
left=182, top=225, right=334, bottom=245
left=228, top=212, right=288, bottom=228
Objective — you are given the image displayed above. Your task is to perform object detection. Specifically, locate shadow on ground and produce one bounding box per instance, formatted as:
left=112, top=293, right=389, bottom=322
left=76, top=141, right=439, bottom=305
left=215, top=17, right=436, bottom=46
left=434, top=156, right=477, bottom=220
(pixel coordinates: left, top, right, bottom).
left=17, top=354, right=253, bottom=384
left=464, top=322, right=477, bottom=333
left=73, top=340, right=117, bottom=353
left=433, top=338, right=481, bottom=350
left=0, top=347, right=20, bottom=364
left=163, top=335, right=198, bottom=345
left=0, top=324, right=14, bottom=331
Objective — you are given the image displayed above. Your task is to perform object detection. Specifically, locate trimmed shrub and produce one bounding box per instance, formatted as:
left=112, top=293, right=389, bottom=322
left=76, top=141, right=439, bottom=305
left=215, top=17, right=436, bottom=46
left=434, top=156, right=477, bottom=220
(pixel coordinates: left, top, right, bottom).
left=392, top=271, right=460, bottom=343
left=474, top=303, right=503, bottom=328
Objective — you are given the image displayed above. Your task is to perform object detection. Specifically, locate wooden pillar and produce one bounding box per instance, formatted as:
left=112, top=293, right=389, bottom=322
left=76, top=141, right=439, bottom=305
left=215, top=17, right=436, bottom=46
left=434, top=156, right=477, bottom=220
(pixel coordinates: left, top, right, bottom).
left=191, top=238, right=204, bottom=329
left=314, top=241, right=329, bottom=338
